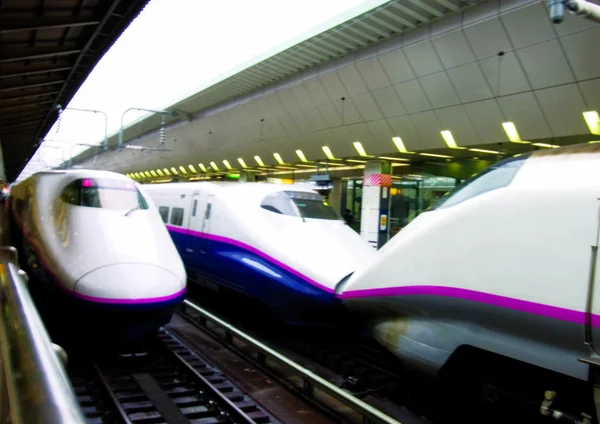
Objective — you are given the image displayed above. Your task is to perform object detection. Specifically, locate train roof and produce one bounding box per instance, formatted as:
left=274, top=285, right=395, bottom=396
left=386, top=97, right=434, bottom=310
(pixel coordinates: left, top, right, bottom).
left=141, top=181, right=318, bottom=196
left=13, top=169, right=132, bottom=187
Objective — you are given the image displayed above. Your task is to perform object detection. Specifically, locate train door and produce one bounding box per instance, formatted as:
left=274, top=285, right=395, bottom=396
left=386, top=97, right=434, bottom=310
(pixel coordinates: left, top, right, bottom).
left=184, top=192, right=209, bottom=256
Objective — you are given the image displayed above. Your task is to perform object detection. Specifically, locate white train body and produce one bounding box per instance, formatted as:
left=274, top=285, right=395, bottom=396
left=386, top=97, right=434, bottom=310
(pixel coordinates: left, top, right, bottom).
left=9, top=170, right=186, bottom=339
left=337, top=144, right=600, bottom=382
left=143, top=181, right=375, bottom=325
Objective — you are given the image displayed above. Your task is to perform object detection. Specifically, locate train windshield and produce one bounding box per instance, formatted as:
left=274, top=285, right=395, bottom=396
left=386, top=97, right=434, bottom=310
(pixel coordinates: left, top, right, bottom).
left=431, top=153, right=531, bottom=210
left=60, top=178, right=149, bottom=211
left=261, top=190, right=341, bottom=220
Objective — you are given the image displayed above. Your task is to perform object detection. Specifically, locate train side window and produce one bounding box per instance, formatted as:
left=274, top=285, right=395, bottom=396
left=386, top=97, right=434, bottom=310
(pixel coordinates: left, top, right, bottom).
left=192, top=199, right=198, bottom=217
left=158, top=206, right=169, bottom=223
left=204, top=203, right=211, bottom=219
left=170, top=207, right=184, bottom=226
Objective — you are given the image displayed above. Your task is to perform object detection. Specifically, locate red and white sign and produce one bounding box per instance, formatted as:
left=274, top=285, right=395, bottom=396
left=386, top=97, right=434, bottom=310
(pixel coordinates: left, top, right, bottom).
left=363, top=173, right=392, bottom=187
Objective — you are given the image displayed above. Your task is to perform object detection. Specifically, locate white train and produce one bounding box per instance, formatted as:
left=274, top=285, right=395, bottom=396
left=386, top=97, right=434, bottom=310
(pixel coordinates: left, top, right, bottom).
left=143, top=181, right=375, bottom=325
left=9, top=169, right=186, bottom=340
left=337, top=143, right=600, bottom=418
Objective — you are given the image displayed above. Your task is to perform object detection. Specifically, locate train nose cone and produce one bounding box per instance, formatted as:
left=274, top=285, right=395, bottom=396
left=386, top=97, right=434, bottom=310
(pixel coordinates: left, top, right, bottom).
left=74, top=263, right=186, bottom=304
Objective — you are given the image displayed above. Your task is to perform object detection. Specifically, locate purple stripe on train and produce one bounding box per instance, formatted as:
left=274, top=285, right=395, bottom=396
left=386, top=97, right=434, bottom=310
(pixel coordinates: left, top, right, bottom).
left=339, top=285, right=600, bottom=327
left=165, top=225, right=334, bottom=294
left=12, top=207, right=185, bottom=305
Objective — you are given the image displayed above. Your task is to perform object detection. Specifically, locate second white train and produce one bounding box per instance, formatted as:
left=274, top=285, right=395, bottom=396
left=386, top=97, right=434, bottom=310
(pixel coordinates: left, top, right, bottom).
left=143, top=181, right=375, bottom=325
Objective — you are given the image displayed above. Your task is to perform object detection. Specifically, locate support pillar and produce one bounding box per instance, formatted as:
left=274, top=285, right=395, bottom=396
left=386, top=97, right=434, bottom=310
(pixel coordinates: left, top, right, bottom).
left=239, top=170, right=255, bottom=182
left=360, top=160, right=392, bottom=249
left=329, top=178, right=343, bottom=213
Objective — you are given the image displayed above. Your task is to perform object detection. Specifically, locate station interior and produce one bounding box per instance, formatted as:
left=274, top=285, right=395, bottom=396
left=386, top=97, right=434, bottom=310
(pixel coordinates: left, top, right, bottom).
left=1, top=0, right=600, bottom=423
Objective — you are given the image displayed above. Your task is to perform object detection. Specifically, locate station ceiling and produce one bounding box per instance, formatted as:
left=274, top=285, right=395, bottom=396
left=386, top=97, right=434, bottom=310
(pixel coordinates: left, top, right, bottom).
left=75, top=0, right=600, bottom=181
left=0, top=0, right=151, bottom=182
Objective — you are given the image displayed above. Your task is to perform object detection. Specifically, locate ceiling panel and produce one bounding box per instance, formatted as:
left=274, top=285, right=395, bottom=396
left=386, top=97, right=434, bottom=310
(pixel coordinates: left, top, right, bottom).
left=498, top=92, right=553, bottom=140
left=410, top=110, right=445, bottom=149
left=435, top=105, right=481, bottom=146
left=535, top=84, right=588, bottom=137
left=371, top=86, right=407, bottom=117
left=352, top=91, right=384, bottom=122
left=386, top=115, right=422, bottom=149
left=500, top=2, right=555, bottom=49
left=394, top=79, right=431, bottom=113
left=337, top=65, right=369, bottom=97
left=431, top=29, right=476, bottom=69
left=378, top=49, right=416, bottom=84
left=517, top=39, right=575, bottom=90
left=356, top=57, right=391, bottom=91
left=463, top=99, right=509, bottom=143
left=578, top=78, right=600, bottom=112
left=403, top=40, right=443, bottom=77
left=560, top=26, right=600, bottom=81
left=447, top=62, right=494, bottom=103
left=419, top=71, right=460, bottom=108
left=463, top=18, right=513, bottom=60
left=479, top=51, right=531, bottom=96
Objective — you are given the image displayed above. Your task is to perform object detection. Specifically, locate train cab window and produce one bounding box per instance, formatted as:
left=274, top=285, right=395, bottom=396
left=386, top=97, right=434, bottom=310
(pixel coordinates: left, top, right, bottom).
left=260, top=191, right=341, bottom=220
left=192, top=199, right=198, bottom=217
left=432, top=154, right=531, bottom=210
left=60, top=178, right=149, bottom=211
left=170, top=207, right=184, bottom=226
left=158, top=206, right=170, bottom=223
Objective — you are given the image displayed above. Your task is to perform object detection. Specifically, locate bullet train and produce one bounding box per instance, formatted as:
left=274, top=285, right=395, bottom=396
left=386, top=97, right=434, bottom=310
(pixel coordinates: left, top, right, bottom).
left=337, top=143, right=600, bottom=419
left=143, top=181, right=375, bottom=325
left=9, top=170, right=187, bottom=340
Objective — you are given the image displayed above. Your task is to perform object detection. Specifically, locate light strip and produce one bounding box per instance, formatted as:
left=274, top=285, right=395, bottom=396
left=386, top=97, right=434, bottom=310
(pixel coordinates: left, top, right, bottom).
left=210, top=161, right=219, bottom=171
left=346, top=159, right=367, bottom=163
left=296, top=150, right=308, bottom=162
left=275, top=166, right=297, bottom=170
left=163, top=168, right=170, bottom=176
left=145, top=171, right=152, bottom=178
left=502, top=122, right=530, bottom=144
left=419, top=152, right=453, bottom=159
left=170, top=167, right=178, bottom=175
left=322, top=146, right=335, bottom=160
left=254, top=155, right=265, bottom=166
left=391, top=163, right=410, bottom=167
left=198, top=163, right=208, bottom=172
left=257, top=164, right=366, bottom=176
left=379, top=156, right=410, bottom=162
left=392, top=136, right=413, bottom=153
left=532, top=143, right=560, bottom=148
left=469, top=148, right=500, bottom=154
left=590, top=140, right=600, bottom=144
left=179, top=166, right=188, bottom=175
left=157, top=170, right=164, bottom=176
left=295, top=164, right=316, bottom=168
left=353, top=141, right=368, bottom=156
left=188, top=165, right=197, bottom=173
left=150, top=170, right=157, bottom=177
left=237, top=158, right=247, bottom=168
left=583, top=111, right=600, bottom=135
left=441, top=130, right=464, bottom=149
left=223, top=160, right=232, bottom=170
left=273, top=153, right=284, bottom=164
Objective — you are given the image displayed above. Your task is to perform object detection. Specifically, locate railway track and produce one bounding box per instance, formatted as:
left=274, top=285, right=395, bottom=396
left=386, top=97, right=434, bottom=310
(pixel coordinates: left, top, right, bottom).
left=68, top=328, right=278, bottom=424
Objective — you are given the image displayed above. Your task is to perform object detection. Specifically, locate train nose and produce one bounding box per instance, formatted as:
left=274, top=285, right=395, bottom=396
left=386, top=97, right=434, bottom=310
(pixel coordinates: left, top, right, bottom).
left=74, top=263, right=186, bottom=303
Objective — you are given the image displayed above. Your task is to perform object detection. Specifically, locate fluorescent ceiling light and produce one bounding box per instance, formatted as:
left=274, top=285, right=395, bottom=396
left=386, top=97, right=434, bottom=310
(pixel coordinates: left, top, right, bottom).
left=254, top=155, right=265, bottom=166
left=157, top=170, right=164, bottom=176
left=441, top=130, right=462, bottom=149
left=322, top=146, right=335, bottom=160
left=222, top=160, right=232, bottom=170
left=379, top=156, right=409, bottom=162
left=237, top=158, right=247, bottom=168
left=273, top=153, right=284, bottom=164
left=150, top=170, right=157, bottom=177
left=346, top=159, right=367, bottom=163
left=532, top=143, right=560, bottom=148
left=502, top=122, right=530, bottom=144
left=170, top=167, right=178, bottom=175
left=296, top=150, right=308, bottom=162
left=210, top=161, right=219, bottom=171
left=583, top=111, right=600, bottom=135
left=353, top=141, right=368, bottom=156
left=198, top=163, right=207, bottom=172
left=392, top=136, right=411, bottom=153
left=469, top=148, right=500, bottom=154
left=163, top=168, right=170, bottom=175
left=419, top=152, right=453, bottom=159
left=188, top=165, right=197, bottom=173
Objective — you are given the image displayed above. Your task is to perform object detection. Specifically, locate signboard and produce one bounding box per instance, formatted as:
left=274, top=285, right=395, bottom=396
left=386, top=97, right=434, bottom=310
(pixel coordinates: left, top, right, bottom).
left=379, top=213, right=388, bottom=231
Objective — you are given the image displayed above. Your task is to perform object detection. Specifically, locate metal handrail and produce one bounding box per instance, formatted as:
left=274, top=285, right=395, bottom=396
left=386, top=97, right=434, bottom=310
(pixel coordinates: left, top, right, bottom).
left=0, top=246, right=86, bottom=423
left=183, top=299, right=402, bottom=424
